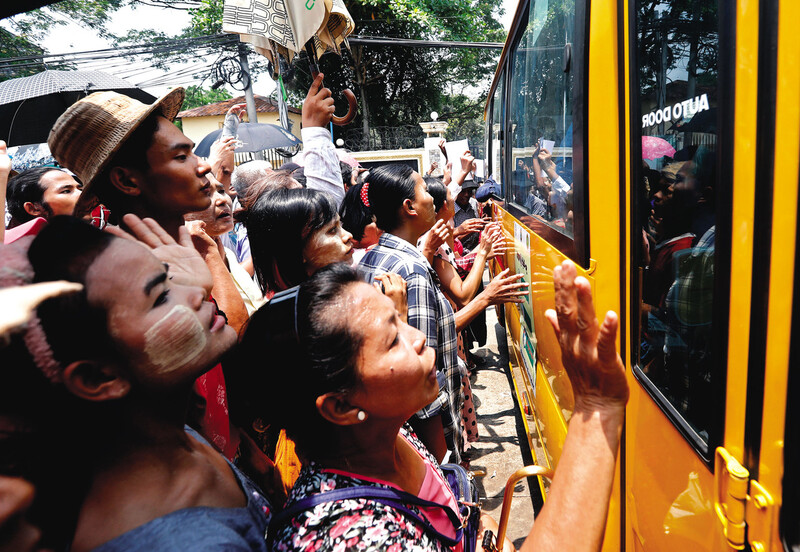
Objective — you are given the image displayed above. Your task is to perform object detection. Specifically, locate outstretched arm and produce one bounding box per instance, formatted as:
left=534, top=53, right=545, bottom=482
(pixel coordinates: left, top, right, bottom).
left=519, top=260, right=628, bottom=552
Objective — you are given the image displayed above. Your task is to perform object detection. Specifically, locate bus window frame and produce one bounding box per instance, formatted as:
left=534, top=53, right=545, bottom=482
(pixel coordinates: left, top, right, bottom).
left=491, top=0, right=590, bottom=268
left=627, top=0, right=735, bottom=467
left=781, top=183, right=800, bottom=549
left=486, top=68, right=506, bottom=187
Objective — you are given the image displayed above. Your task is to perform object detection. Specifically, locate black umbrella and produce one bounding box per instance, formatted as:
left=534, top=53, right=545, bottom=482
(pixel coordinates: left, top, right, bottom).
left=193, top=122, right=301, bottom=157
left=0, top=70, right=155, bottom=146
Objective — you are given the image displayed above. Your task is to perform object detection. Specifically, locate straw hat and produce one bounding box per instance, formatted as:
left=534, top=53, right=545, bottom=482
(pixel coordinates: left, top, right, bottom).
left=48, top=87, right=185, bottom=215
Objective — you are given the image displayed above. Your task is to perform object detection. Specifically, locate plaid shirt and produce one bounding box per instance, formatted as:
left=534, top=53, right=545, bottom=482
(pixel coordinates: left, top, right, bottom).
left=358, top=233, right=463, bottom=462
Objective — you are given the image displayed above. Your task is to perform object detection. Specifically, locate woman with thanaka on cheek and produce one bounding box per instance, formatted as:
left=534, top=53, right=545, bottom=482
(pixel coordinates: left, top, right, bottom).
left=234, top=262, right=627, bottom=552
left=2, top=216, right=273, bottom=551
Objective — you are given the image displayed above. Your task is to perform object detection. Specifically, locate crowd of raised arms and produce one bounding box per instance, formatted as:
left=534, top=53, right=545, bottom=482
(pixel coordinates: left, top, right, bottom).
left=0, top=74, right=628, bottom=552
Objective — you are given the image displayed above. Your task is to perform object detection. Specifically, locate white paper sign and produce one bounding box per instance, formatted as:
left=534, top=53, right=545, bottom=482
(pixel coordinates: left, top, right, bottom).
left=474, top=159, right=485, bottom=179
left=444, top=139, right=470, bottom=168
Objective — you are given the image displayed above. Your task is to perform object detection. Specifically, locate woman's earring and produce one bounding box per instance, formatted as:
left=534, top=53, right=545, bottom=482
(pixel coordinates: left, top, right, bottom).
left=357, top=410, right=367, bottom=422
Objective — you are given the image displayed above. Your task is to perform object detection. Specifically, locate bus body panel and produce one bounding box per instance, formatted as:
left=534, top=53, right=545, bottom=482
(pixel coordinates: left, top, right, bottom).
left=485, top=0, right=792, bottom=549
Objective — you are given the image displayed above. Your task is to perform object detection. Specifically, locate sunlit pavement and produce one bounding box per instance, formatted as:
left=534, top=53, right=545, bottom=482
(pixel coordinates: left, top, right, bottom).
left=468, top=271, right=537, bottom=548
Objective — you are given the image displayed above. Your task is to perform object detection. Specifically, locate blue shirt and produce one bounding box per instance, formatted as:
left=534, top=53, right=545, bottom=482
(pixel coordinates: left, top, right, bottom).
left=358, top=233, right=463, bottom=462
left=91, top=428, right=272, bottom=551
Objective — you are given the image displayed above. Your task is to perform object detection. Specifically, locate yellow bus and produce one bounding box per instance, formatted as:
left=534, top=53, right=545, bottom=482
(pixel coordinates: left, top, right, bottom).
left=483, top=0, right=799, bottom=550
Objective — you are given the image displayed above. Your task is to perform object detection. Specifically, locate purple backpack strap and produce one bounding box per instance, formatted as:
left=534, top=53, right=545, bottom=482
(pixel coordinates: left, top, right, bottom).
left=268, top=485, right=463, bottom=547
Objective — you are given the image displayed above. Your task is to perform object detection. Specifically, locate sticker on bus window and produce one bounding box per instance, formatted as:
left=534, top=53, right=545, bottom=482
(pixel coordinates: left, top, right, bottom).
left=514, top=221, right=533, bottom=334
left=520, top=320, right=537, bottom=397
left=642, top=93, right=710, bottom=129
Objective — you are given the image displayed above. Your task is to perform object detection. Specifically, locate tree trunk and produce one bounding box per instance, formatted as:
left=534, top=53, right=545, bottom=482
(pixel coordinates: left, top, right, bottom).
left=351, top=45, right=370, bottom=149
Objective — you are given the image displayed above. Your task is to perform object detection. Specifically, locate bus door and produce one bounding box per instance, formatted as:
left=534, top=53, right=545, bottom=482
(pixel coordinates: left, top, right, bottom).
left=625, top=0, right=745, bottom=549
left=742, top=0, right=800, bottom=549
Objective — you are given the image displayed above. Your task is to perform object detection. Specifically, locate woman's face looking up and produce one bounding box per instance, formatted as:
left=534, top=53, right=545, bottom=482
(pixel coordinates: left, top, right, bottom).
left=184, top=176, right=233, bottom=237
left=85, top=238, right=236, bottom=390
left=303, top=216, right=354, bottom=276
left=344, top=282, right=438, bottom=421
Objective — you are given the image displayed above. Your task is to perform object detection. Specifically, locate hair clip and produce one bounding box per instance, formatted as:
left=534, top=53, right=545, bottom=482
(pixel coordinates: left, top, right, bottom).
left=360, top=181, right=370, bottom=208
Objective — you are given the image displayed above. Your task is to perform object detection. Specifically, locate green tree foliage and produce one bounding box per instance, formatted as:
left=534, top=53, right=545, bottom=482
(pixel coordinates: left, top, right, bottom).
left=0, top=0, right=129, bottom=81
left=182, top=84, right=232, bottom=110
left=0, top=28, right=47, bottom=80
left=3, top=0, right=506, bottom=149
left=283, top=0, right=506, bottom=147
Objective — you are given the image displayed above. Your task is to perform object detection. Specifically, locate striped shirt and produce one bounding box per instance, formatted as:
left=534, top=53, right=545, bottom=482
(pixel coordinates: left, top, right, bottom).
left=358, top=233, right=463, bottom=462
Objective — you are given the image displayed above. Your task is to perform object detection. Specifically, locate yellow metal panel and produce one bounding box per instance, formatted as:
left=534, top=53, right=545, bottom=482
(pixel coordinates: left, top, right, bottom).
left=588, top=0, right=622, bottom=325
left=724, top=0, right=761, bottom=460
left=587, top=2, right=622, bottom=548
left=758, top=0, right=800, bottom=549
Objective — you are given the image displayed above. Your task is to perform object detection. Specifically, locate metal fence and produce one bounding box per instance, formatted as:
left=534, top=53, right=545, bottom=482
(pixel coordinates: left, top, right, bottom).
left=342, top=125, right=484, bottom=159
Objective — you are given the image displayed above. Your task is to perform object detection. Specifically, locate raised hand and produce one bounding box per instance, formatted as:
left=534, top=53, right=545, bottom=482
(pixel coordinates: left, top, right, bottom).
left=302, top=73, right=335, bottom=128
left=419, top=219, right=450, bottom=263
left=482, top=267, right=529, bottom=305
left=544, top=260, right=628, bottom=411
left=480, top=222, right=510, bottom=259
left=108, top=214, right=214, bottom=295
left=459, top=150, right=476, bottom=176
left=454, top=217, right=485, bottom=239
left=184, top=220, right=221, bottom=260
left=374, top=272, right=408, bottom=322
left=226, top=103, right=247, bottom=120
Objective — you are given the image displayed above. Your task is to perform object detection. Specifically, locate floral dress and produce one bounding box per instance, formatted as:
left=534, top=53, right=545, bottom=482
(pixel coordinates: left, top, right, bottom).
left=270, top=427, right=459, bottom=552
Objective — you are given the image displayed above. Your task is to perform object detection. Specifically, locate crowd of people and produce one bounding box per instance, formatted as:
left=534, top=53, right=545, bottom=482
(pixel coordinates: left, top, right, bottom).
left=0, top=72, right=629, bottom=551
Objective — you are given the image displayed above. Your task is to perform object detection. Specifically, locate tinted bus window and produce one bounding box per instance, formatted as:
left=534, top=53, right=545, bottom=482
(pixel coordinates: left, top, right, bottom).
left=633, top=0, right=721, bottom=446
left=508, top=0, right=575, bottom=237
left=490, top=72, right=505, bottom=185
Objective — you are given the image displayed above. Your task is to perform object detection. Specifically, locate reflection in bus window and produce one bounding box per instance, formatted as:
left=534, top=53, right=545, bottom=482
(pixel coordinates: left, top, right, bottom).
left=634, top=0, right=720, bottom=444
left=491, top=73, right=504, bottom=186
left=508, top=0, right=574, bottom=237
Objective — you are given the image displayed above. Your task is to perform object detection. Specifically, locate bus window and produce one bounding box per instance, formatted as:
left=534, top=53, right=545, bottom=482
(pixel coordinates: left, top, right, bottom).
left=490, top=72, right=505, bottom=185
left=508, top=0, right=575, bottom=237
left=632, top=0, right=722, bottom=449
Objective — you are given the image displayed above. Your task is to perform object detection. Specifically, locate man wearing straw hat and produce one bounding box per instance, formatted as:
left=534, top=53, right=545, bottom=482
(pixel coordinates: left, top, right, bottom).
left=48, top=87, right=212, bottom=241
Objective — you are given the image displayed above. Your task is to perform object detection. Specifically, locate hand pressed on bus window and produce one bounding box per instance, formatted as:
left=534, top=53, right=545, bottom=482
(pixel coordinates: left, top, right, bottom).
left=544, top=260, right=628, bottom=412
left=483, top=268, right=529, bottom=306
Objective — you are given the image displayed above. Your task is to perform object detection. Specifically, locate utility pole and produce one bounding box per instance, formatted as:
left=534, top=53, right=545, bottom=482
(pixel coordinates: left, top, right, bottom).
left=237, top=42, right=263, bottom=159
left=238, top=42, right=258, bottom=123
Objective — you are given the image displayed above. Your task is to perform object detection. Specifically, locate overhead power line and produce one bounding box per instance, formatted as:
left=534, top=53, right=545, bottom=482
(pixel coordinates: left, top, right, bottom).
left=347, top=36, right=503, bottom=49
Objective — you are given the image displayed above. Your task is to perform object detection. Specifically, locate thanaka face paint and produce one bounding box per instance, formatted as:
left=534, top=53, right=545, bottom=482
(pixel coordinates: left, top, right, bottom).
left=143, top=304, right=207, bottom=371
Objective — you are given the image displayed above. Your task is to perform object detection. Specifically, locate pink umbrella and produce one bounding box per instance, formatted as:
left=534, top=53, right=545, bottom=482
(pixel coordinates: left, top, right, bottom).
left=641, top=136, right=676, bottom=160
